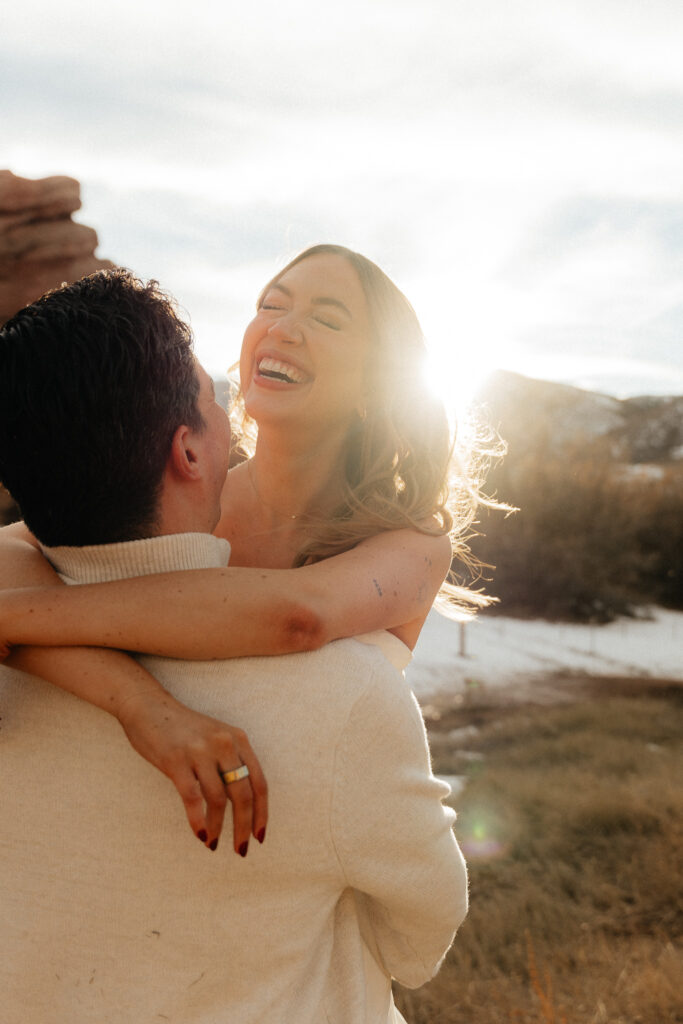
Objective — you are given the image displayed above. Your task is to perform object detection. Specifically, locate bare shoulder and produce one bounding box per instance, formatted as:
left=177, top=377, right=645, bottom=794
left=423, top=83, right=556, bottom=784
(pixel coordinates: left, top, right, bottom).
left=215, top=463, right=251, bottom=543
left=0, top=522, right=55, bottom=589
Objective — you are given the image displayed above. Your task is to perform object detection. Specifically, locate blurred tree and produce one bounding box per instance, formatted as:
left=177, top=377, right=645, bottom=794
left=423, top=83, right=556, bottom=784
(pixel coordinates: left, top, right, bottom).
left=471, top=436, right=665, bottom=621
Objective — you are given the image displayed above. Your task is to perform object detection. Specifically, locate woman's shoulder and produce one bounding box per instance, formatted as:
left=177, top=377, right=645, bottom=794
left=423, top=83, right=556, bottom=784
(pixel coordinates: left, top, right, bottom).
left=215, top=463, right=258, bottom=552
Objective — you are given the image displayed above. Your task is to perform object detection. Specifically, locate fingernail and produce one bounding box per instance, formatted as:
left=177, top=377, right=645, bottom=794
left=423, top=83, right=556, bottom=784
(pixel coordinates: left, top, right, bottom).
left=197, top=829, right=207, bottom=843
left=209, top=838, right=218, bottom=851
left=256, top=827, right=266, bottom=844
left=239, top=841, right=248, bottom=858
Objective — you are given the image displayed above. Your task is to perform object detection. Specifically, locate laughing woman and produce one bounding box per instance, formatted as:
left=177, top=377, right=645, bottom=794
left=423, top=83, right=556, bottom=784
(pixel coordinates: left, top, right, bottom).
left=0, top=245, right=492, bottom=850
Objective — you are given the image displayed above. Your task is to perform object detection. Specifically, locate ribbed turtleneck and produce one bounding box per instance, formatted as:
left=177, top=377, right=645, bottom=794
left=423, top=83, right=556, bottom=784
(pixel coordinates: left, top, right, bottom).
left=41, top=532, right=230, bottom=584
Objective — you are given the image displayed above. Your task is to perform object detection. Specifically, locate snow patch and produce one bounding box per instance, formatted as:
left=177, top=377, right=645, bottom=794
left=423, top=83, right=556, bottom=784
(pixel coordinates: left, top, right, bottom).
left=407, top=607, right=683, bottom=700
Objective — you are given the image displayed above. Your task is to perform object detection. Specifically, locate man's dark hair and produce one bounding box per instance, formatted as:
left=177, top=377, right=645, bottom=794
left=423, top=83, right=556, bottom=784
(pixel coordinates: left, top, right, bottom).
left=0, top=268, right=204, bottom=546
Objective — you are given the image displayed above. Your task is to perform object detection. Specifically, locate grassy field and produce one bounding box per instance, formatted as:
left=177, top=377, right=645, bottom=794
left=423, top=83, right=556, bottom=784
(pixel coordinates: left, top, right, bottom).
left=394, top=677, right=683, bottom=1024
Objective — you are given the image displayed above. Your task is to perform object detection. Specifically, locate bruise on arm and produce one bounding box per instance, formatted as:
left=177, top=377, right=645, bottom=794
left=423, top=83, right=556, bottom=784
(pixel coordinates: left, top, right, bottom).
left=0, top=524, right=452, bottom=659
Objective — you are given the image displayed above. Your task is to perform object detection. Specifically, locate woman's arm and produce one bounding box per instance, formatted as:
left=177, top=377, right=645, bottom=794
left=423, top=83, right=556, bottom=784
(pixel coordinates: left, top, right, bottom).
left=0, top=528, right=453, bottom=659
left=0, top=527, right=267, bottom=854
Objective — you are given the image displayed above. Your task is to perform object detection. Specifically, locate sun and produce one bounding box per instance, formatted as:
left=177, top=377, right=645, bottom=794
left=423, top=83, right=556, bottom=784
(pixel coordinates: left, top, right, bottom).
left=419, top=299, right=515, bottom=423
left=406, top=274, right=518, bottom=421
left=421, top=342, right=497, bottom=423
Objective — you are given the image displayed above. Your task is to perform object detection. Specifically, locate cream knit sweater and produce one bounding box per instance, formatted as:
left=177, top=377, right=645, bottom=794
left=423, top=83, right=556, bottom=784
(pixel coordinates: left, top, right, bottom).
left=0, top=533, right=468, bottom=1024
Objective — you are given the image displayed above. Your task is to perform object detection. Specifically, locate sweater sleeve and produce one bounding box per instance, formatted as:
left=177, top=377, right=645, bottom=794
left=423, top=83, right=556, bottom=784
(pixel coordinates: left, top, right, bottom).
left=330, top=657, right=468, bottom=989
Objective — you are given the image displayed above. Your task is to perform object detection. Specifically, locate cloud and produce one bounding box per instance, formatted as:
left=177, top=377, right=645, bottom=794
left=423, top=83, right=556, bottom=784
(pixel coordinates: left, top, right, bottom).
left=3, top=0, right=683, bottom=395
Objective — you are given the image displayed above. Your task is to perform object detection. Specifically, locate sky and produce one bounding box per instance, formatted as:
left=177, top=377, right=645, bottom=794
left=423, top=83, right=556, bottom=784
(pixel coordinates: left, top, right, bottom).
left=3, top=0, right=683, bottom=408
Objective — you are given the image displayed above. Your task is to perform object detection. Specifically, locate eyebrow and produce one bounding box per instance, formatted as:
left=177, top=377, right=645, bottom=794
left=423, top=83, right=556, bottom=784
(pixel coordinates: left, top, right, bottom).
left=268, top=283, right=352, bottom=320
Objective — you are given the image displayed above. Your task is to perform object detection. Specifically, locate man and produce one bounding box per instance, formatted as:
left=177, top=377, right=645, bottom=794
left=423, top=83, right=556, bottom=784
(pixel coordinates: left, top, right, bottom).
left=0, top=269, right=467, bottom=1023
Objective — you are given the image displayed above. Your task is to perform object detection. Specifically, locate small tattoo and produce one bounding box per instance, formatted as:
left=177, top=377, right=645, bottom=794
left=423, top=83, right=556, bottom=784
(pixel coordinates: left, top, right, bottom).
left=373, top=578, right=383, bottom=597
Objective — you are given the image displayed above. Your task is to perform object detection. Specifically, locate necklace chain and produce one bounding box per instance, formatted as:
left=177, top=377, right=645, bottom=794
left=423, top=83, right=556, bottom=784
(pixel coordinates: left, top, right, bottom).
left=247, top=460, right=300, bottom=521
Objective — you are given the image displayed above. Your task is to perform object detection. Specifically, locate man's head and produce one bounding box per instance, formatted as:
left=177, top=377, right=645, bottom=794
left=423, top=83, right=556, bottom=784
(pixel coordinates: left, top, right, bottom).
left=0, top=268, right=230, bottom=546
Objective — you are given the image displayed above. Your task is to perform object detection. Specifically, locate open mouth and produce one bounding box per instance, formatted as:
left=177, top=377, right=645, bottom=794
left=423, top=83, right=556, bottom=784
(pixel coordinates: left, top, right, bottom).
left=257, top=357, right=309, bottom=385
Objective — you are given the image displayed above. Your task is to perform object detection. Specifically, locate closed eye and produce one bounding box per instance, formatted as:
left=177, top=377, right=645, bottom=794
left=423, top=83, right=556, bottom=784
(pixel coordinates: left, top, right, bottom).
left=312, top=315, right=341, bottom=331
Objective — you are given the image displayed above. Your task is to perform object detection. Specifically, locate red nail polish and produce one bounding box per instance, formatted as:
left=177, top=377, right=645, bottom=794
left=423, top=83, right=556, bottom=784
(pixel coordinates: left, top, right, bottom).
left=197, top=830, right=207, bottom=843
left=209, top=838, right=218, bottom=851
left=257, top=828, right=266, bottom=844
left=239, top=842, right=248, bottom=858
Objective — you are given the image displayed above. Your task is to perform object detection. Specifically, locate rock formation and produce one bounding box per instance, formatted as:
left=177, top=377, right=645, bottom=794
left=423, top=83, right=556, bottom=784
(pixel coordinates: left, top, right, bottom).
left=0, top=169, right=114, bottom=326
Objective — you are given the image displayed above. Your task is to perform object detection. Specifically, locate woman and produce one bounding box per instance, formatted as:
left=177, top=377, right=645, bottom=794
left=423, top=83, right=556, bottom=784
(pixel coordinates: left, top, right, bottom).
left=0, top=244, right=490, bottom=851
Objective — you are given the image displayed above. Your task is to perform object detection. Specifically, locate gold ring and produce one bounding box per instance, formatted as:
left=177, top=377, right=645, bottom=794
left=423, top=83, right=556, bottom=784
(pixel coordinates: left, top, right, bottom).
left=220, top=764, right=250, bottom=785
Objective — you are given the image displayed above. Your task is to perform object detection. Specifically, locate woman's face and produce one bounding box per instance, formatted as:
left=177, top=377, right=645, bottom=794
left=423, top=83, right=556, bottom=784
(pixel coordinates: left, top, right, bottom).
left=240, top=253, right=371, bottom=434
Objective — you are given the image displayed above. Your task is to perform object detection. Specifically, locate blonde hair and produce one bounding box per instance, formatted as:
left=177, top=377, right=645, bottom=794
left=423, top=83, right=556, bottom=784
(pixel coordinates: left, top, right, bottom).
left=232, top=244, right=500, bottom=611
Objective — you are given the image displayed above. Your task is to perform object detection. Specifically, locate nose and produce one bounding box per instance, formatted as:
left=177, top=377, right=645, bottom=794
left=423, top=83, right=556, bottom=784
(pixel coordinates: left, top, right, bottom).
left=267, top=313, right=303, bottom=345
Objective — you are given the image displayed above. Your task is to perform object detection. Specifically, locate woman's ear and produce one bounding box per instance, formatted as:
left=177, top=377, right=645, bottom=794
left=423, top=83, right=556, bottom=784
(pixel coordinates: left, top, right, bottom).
left=168, top=424, right=202, bottom=481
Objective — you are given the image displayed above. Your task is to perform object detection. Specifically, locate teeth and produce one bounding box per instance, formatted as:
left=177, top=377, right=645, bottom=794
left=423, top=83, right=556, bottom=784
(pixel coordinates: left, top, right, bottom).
left=258, top=357, right=307, bottom=384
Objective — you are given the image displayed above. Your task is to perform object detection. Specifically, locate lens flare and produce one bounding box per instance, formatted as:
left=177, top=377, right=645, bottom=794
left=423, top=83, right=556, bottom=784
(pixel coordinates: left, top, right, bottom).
left=459, top=806, right=511, bottom=861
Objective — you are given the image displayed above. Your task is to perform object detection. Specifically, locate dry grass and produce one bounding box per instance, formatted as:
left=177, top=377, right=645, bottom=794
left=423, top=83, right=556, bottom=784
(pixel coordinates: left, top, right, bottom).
left=394, top=679, right=683, bottom=1023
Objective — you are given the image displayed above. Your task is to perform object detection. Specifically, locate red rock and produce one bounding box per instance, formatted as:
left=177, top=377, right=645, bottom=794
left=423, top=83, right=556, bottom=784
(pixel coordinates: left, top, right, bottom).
left=0, top=170, right=114, bottom=325
left=0, top=170, right=81, bottom=213
left=1, top=220, right=99, bottom=264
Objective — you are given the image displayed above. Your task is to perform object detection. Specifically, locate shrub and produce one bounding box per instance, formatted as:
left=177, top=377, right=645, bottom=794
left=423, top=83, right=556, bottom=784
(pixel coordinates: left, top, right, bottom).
left=471, top=442, right=683, bottom=621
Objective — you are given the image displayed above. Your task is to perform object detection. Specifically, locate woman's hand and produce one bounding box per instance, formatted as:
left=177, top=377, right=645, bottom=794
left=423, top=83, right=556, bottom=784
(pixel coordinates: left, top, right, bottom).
left=8, top=641, right=269, bottom=855
left=115, top=687, right=268, bottom=855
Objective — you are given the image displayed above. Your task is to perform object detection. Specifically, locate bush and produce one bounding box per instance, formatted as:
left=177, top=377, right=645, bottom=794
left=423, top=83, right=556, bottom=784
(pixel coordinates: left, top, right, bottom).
left=470, top=441, right=683, bottom=621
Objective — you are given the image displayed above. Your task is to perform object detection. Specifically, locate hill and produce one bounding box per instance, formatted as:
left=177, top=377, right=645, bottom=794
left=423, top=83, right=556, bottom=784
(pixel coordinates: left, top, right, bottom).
left=477, top=369, right=683, bottom=465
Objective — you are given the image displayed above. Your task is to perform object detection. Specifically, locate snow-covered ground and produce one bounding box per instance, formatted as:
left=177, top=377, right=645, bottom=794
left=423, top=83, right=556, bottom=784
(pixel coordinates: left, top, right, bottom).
left=406, top=607, right=683, bottom=700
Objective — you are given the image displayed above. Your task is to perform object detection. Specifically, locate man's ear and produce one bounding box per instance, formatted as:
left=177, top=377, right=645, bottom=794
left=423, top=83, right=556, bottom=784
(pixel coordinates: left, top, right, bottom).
left=168, top=424, right=202, bottom=481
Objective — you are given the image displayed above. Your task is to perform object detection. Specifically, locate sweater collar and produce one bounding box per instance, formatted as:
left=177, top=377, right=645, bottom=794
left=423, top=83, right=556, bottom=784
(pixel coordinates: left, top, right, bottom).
left=41, top=533, right=231, bottom=585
